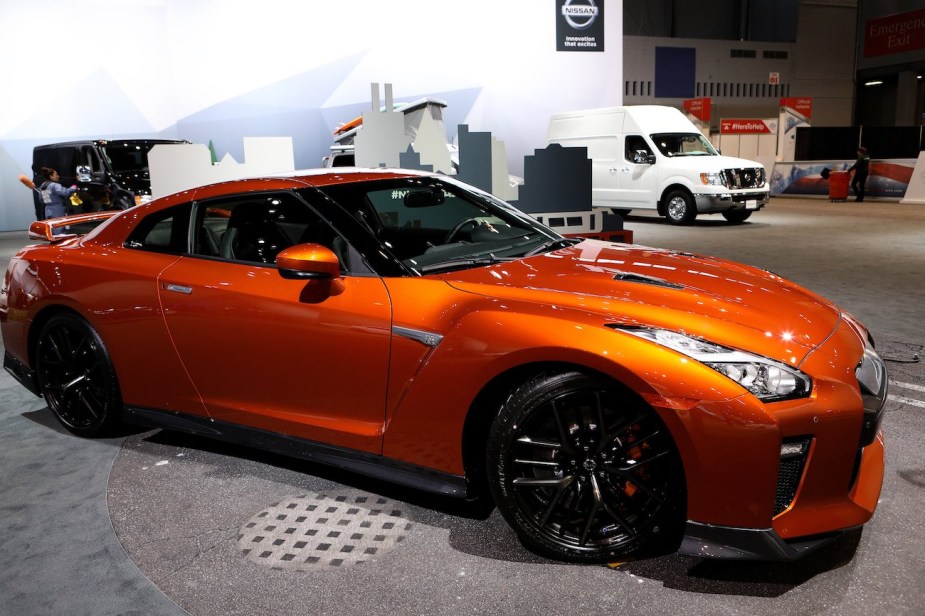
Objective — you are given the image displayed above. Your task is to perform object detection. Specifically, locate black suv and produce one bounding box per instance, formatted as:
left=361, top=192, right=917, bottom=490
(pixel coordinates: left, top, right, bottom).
left=31, top=139, right=188, bottom=218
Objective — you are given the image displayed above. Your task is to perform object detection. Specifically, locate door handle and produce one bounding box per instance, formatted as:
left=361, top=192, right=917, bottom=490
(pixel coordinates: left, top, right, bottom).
left=165, top=283, right=193, bottom=295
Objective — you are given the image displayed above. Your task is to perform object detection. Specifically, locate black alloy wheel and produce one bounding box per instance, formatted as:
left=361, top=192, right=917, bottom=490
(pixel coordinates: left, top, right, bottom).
left=35, top=313, right=122, bottom=437
left=487, top=372, right=684, bottom=563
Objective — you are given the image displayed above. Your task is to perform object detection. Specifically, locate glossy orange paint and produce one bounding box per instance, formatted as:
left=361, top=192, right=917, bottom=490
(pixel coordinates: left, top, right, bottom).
left=276, top=244, right=341, bottom=279
left=0, top=169, right=884, bottom=554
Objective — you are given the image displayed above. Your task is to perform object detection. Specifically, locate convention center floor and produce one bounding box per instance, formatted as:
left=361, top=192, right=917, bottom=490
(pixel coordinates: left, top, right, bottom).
left=1, top=197, right=923, bottom=615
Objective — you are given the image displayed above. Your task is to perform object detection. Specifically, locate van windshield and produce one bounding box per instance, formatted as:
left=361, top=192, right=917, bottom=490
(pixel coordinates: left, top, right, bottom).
left=650, top=133, right=718, bottom=157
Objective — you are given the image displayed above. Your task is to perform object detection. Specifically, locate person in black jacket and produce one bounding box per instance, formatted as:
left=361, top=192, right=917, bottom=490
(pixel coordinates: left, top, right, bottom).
left=848, top=146, right=870, bottom=202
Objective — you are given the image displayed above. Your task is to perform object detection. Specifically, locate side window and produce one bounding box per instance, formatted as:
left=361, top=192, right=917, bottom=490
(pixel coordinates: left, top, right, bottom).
left=625, top=135, right=650, bottom=163
left=191, top=192, right=351, bottom=270
left=125, top=203, right=192, bottom=254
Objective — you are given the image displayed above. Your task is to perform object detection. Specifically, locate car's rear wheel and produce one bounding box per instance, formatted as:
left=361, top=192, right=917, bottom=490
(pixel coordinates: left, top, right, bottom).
left=35, top=313, right=122, bottom=437
left=664, top=190, right=696, bottom=225
left=487, top=372, right=684, bottom=563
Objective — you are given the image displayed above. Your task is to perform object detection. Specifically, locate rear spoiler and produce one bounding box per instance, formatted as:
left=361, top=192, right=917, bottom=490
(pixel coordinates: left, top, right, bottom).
left=28, top=211, right=121, bottom=242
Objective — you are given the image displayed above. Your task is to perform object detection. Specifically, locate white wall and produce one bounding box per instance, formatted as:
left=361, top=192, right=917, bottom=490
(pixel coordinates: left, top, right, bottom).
left=0, top=0, right=623, bottom=231
left=622, top=0, right=857, bottom=129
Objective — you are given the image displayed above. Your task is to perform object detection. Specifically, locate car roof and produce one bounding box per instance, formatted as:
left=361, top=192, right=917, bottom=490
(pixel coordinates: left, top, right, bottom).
left=275, top=167, right=436, bottom=187
left=78, top=167, right=439, bottom=245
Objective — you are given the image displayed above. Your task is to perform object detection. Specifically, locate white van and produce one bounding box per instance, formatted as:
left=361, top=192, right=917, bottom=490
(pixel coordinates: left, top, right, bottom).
left=547, top=105, right=770, bottom=224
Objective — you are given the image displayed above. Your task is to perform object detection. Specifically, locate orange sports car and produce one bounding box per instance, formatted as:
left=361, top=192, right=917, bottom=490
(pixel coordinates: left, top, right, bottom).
left=0, top=169, right=886, bottom=563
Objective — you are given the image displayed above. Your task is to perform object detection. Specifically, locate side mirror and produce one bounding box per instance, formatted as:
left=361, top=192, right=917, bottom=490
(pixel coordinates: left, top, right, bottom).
left=633, top=150, right=656, bottom=165
left=76, top=165, right=92, bottom=182
left=276, top=244, right=341, bottom=280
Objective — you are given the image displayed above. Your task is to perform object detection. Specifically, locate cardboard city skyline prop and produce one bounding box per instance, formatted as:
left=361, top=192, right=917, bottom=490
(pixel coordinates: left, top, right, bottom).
left=147, top=83, right=622, bottom=235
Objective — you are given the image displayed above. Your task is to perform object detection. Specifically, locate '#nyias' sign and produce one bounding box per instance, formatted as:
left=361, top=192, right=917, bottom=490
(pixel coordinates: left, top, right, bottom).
left=556, top=0, right=604, bottom=52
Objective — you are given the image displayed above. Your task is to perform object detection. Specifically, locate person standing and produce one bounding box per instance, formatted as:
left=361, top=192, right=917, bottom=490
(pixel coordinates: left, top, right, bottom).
left=38, top=167, right=77, bottom=220
left=848, top=146, right=870, bottom=202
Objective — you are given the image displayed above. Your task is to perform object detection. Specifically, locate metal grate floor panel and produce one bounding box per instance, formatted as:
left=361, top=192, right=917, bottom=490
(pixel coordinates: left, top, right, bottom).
left=237, top=491, right=412, bottom=571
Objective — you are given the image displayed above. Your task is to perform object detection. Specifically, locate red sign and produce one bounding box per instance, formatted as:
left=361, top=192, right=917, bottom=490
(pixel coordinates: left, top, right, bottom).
left=864, top=8, right=925, bottom=57
left=720, top=119, right=773, bottom=134
left=780, top=97, right=813, bottom=119
left=683, top=98, right=711, bottom=123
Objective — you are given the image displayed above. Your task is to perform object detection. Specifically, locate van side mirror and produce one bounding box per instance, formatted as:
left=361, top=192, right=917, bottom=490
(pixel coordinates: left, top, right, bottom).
left=633, top=150, right=656, bottom=165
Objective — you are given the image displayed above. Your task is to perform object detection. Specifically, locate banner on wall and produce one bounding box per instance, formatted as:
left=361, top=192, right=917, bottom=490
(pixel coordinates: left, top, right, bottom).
left=864, top=7, right=925, bottom=57
left=720, top=119, right=776, bottom=134
left=683, top=98, right=711, bottom=123
left=778, top=97, right=812, bottom=162
left=683, top=98, right=711, bottom=136
left=770, top=160, right=916, bottom=199
left=556, top=0, right=604, bottom=51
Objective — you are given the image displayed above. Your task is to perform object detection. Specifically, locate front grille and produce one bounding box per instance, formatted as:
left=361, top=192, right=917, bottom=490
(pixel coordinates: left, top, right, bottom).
left=722, top=167, right=765, bottom=189
left=774, top=442, right=810, bottom=515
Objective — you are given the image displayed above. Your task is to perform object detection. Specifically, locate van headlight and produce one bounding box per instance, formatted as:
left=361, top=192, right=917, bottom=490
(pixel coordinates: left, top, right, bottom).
left=700, top=172, right=726, bottom=187
left=609, top=326, right=812, bottom=401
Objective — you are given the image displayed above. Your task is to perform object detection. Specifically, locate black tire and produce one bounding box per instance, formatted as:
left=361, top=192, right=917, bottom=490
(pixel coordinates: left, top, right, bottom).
left=35, top=313, right=122, bottom=437
left=487, top=372, right=685, bottom=563
left=722, top=210, right=752, bottom=224
left=663, top=189, right=696, bottom=225
left=114, top=193, right=135, bottom=210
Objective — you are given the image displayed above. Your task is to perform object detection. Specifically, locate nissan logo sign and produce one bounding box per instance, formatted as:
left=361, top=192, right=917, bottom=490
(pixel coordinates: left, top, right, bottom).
left=562, top=0, right=599, bottom=30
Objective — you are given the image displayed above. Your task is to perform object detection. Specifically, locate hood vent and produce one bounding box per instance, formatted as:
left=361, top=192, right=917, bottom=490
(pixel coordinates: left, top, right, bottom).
left=613, top=272, right=685, bottom=290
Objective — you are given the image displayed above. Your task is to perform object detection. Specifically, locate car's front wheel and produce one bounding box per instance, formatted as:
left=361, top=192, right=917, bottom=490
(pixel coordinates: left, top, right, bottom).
left=664, top=190, right=696, bottom=225
left=487, top=372, right=685, bottom=563
left=35, top=313, right=122, bottom=437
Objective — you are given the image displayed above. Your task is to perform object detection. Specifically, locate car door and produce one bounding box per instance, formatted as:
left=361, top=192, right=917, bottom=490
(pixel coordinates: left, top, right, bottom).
left=616, top=134, right=659, bottom=208
left=156, top=191, right=392, bottom=454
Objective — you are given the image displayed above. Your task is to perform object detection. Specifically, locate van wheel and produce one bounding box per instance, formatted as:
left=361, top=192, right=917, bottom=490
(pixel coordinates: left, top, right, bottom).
left=114, top=193, right=134, bottom=210
left=722, top=210, right=752, bottom=224
left=664, top=190, right=696, bottom=225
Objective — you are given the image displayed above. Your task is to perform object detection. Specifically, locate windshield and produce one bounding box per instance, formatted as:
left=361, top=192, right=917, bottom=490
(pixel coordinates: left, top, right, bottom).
left=650, top=133, right=718, bottom=157
left=100, top=143, right=156, bottom=174
left=319, top=176, right=569, bottom=275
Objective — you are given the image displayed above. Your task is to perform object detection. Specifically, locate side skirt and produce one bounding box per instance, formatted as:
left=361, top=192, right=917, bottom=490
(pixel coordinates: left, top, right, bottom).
left=4, top=351, right=41, bottom=396
left=123, top=406, right=469, bottom=499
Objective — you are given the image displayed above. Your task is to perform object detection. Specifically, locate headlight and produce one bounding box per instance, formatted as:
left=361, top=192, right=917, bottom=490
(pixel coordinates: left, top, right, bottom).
left=609, top=326, right=812, bottom=402
left=700, top=172, right=726, bottom=187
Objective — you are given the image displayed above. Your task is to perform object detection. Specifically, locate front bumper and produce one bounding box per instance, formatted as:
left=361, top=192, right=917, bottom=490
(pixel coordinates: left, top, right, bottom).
left=658, top=316, right=887, bottom=560
left=679, top=521, right=849, bottom=561
left=679, top=432, right=884, bottom=560
left=694, top=190, right=770, bottom=213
